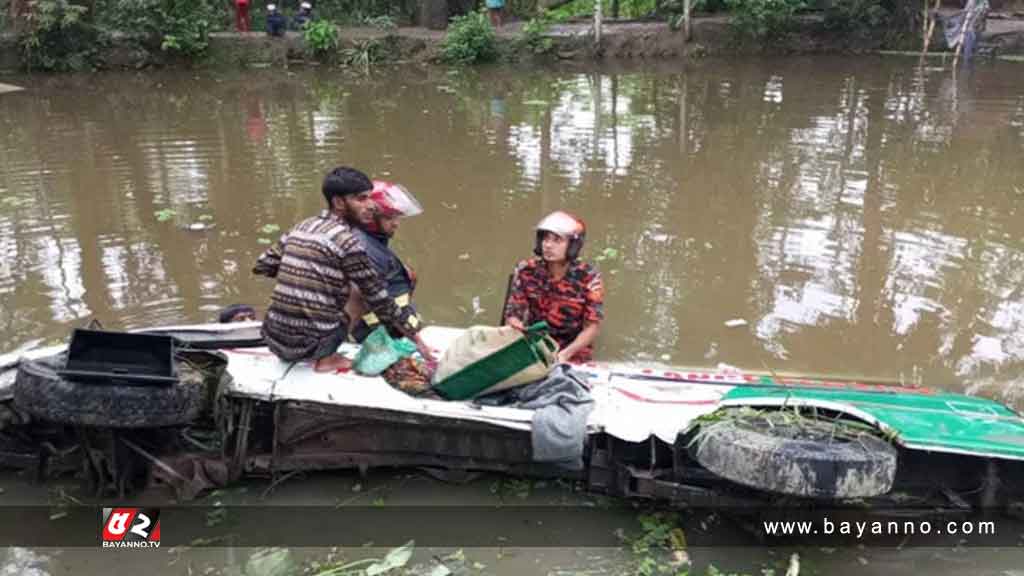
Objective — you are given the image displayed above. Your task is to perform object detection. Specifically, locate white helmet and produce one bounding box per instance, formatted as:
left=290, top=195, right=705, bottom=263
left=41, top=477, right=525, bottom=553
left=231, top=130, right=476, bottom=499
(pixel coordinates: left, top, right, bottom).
left=534, top=211, right=586, bottom=260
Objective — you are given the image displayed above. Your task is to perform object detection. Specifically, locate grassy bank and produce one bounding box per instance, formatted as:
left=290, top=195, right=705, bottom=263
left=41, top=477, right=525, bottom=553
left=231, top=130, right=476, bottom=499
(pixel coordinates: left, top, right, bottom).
left=2, top=0, right=1023, bottom=73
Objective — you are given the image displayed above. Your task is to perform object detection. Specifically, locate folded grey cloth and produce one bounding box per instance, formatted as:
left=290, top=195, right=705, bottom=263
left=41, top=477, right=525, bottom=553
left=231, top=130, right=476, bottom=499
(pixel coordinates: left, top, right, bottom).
left=476, top=364, right=594, bottom=470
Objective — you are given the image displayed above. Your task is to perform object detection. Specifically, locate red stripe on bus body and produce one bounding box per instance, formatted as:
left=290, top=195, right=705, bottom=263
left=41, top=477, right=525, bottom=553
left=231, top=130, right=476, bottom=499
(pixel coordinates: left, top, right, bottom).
left=613, top=387, right=721, bottom=405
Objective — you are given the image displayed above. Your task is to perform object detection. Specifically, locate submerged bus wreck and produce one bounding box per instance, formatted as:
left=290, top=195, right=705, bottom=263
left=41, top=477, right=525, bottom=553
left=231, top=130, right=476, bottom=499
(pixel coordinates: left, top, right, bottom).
left=1, top=322, right=1023, bottom=519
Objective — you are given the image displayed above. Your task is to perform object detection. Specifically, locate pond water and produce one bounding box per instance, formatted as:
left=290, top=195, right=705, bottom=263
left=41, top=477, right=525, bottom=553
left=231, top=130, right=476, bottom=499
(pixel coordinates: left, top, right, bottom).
left=1, top=57, right=1024, bottom=574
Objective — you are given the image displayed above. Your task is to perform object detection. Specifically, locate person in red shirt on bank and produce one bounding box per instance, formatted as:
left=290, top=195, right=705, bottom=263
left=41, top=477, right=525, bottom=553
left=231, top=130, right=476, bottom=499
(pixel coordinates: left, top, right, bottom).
left=235, top=0, right=251, bottom=32
left=503, top=211, right=604, bottom=364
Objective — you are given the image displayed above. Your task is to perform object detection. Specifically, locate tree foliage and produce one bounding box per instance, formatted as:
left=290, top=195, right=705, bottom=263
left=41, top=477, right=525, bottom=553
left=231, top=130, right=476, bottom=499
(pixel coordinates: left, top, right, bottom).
left=19, top=0, right=103, bottom=71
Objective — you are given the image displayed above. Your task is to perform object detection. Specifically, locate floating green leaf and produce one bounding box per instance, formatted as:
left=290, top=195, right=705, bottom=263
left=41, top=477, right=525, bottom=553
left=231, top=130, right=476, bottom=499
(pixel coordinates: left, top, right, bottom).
left=198, top=214, right=214, bottom=221
left=260, top=224, right=281, bottom=235
left=594, top=247, right=620, bottom=263
left=257, top=238, right=273, bottom=245
left=154, top=209, right=176, bottom=222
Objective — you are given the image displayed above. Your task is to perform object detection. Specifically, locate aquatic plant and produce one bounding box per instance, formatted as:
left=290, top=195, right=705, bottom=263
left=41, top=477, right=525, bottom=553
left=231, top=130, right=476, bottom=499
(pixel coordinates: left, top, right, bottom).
left=440, top=9, right=498, bottom=65
left=341, top=38, right=387, bottom=73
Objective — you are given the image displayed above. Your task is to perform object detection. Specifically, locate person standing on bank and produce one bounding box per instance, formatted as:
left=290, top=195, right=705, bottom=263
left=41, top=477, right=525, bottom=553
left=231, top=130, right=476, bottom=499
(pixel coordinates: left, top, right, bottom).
left=266, top=4, right=287, bottom=36
left=346, top=180, right=424, bottom=343
left=486, top=0, right=505, bottom=28
left=234, top=0, right=251, bottom=32
left=503, top=211, right=604, bottom=364
left=293, top=1, right=314, bottom=29
left=254, top=167, right=432, bottom=372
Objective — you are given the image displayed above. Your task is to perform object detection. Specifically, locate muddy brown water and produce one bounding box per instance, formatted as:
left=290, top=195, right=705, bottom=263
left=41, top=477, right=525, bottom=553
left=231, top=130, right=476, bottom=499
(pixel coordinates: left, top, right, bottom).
left=1, top=57, right=1024, bottom=574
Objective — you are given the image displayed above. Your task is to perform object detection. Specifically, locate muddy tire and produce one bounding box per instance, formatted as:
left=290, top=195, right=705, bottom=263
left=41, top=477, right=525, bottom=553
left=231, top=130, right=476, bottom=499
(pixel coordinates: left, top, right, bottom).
left=12, top=353, right=205, bottom=428
left=690, top=411, right=897, bottom=499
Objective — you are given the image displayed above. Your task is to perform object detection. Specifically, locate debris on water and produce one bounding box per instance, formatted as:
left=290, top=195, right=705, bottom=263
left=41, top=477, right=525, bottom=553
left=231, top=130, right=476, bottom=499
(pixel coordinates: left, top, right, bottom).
left=244, top=548, right=294, bottom=576
left=188, top=223, right=215, bottom=231
left=257, top=238, right=273, bottom=245
left=0, top=83, right=25, bottom=95
left=660, top=354, right=671, bottom=361
left=154, top=208, right=176, bottom=222
left=471, top=297, right=484, bottom=317
left=725, top=319, right=748, bottom=328
left=260, top=224, right=281, bottom=235
left=441, top=202, right=458, bottom=210
left=458, top=253, right=470, bottom=261
left=352, top=483, right=363, bottom=493
left=594, top=247, right=620, bottom=263
left=704, top=342, right=719, bottom=360
left=856, top=557, right=868, bottom=566
left=365, top=540, right=414, bottom=575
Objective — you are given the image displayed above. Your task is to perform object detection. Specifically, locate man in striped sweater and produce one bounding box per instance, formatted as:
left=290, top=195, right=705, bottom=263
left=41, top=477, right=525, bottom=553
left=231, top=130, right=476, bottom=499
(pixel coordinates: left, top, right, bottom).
left=253, top=167, right=432, bottom=372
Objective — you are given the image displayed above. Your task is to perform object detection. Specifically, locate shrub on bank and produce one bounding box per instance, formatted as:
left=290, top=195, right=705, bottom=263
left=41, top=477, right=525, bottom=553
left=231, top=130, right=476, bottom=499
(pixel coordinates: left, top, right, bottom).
left=19, top=0, right=105, bottom=71
left=726, top=0, right=806, bottom=40
left=516, top=13, right=555, bottom=56
left=440, top=10, right=499, bottom=65
left=110, top=0, right=217, bottom=58
left=823, top=0, right=891, bottom=39
left=305, top=19, right=340, bottom=55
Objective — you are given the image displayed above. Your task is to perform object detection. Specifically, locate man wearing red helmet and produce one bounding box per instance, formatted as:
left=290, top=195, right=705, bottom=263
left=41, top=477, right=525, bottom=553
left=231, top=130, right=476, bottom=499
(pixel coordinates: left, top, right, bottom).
left=346, top=180, right=423, bottom=343
left=503, top=211, right=604, bottom=363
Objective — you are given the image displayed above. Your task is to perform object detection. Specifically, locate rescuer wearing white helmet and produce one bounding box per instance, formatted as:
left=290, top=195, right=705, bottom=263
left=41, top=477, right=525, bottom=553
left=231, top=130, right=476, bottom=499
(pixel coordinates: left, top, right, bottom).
left=503, top=211, right=604, bottom=363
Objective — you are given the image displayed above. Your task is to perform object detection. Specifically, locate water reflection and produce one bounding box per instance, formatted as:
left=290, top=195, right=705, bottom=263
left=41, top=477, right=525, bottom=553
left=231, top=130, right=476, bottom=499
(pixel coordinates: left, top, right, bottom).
left=0, top=59, right=1022, bottom=403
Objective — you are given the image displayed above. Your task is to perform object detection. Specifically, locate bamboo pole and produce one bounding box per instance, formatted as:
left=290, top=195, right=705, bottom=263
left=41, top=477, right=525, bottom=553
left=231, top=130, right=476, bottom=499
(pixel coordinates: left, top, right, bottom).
left=594, top=0, right=603, bottom=48
left=922, top=0, right=943, bottom=54
left=683, top=0, right=692, bottom=42
left=951, top=0, right=978, bottom=67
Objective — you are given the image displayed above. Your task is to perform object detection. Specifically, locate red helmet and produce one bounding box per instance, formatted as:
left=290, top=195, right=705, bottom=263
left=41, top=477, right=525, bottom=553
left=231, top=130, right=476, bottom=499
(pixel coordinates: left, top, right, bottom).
left=370, top=181, right=423, bottom=219
left=534, top=211, right=586, bottom=261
